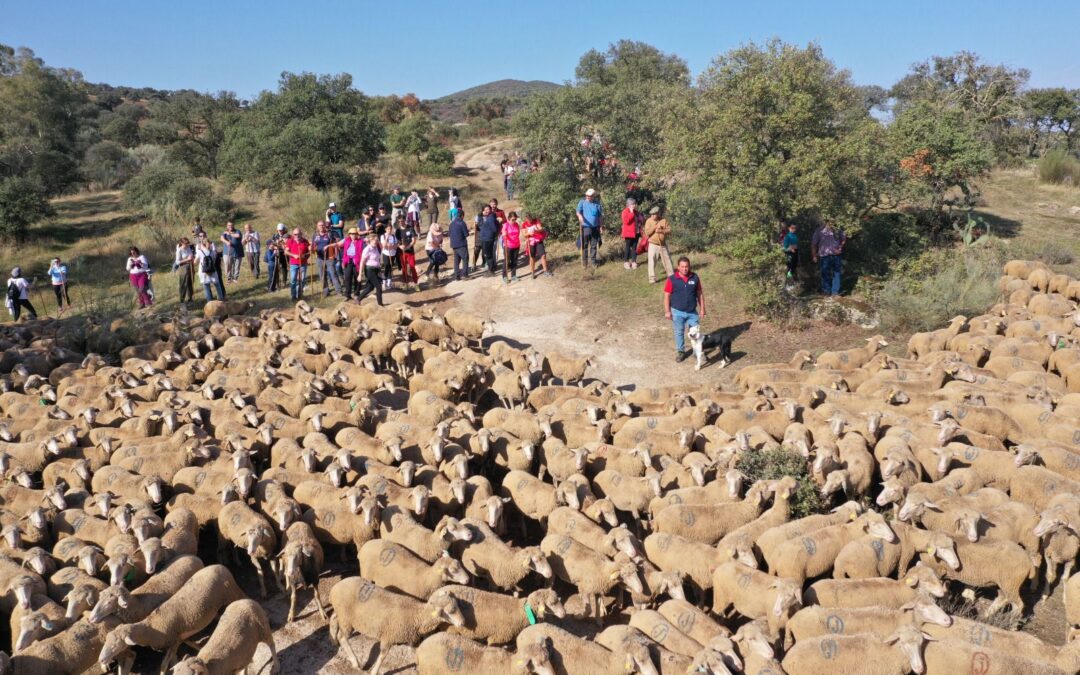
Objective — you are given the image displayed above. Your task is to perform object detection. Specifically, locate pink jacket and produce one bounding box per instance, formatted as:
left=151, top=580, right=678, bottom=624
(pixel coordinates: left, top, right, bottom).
left=341, top=237, right=364, bottom=267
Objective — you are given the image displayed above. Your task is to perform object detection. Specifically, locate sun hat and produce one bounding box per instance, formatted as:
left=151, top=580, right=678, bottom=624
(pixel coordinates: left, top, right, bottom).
left=585, top=188, right=596, bottom=196
left=348, top=227, right=360, bottom=235
left=649, top=206, right=660, bottom=215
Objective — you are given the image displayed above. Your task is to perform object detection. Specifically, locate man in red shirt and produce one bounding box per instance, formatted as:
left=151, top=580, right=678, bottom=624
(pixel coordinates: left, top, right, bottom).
left=285, top=228, right=311, bottom=301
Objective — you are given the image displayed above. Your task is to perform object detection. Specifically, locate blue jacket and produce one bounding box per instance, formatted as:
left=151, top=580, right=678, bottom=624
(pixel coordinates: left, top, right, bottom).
left=448, top=218, right=470, bottom=250
left=478, top=214, right=500, bottom=243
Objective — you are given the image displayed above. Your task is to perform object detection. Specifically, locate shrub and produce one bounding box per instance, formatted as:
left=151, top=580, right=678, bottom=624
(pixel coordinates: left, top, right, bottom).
left=83, top=141, right=141, bottom=189
left=516, top=164, right=582, bottom=238
left=876, top=245, right=1003, bottom=334
left=0, top=177, right=53, bottom=241
left=421, top=146, right=456, bottom=177
left=123, top=161, right=233, bottom=227
left=1038, top=149, right=1080, bottom=186
left=735, top=446, right=823, bottom=519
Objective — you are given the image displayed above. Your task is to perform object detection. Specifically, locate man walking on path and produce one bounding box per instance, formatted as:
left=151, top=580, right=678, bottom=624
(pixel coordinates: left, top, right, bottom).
left=449, top=210, right=470, bottom=281
left=643, top=206, right=673, bottom=283
left=811, top=221, right=846, bottom=297
left=664, top=256, right=706, bottom=363
left=576, top=188, right=603, bottom=267
left=220, top=222, right=243, bottom=283
left=478, top=205, right=500, bottom=275
left=285, top=228, right=311, bottom=301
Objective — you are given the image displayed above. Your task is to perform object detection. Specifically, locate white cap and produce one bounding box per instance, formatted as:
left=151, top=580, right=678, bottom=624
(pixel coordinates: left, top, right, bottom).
left=277, top=223, right=287, bottom=231
left=328, top=202, right=336, bottom=208
left=585, top=188, right=597, bottom=196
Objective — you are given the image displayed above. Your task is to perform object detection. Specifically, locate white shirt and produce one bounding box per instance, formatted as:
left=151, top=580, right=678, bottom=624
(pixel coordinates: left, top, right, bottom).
left=126, top=255, right=149, bottom=275
left=7, top=278, right=29, bottom=300
left=194, top=245, right=218, bottom=284
left=243, top=231, right=260, bottom=253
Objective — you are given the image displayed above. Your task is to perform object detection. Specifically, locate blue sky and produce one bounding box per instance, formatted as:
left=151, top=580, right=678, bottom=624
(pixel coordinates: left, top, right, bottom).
left=3, top=0, right=1077, bottom=99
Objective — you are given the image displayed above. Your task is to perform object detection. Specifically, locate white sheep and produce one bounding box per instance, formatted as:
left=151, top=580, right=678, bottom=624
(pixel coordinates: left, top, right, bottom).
left=441, top=584, right=565, bottom=645
left=781, top=623, right=929, bottom=675
left=170, top=599, right=279, bottom=675
left=541, top=533, right=643, bottom=619
left=359, top=540, right=470, bottom=599
left=416, top=632, right=552, bottom=675
left=515, top=623, right=659, bottom=675
left=217, top=501, right=278, bottom=598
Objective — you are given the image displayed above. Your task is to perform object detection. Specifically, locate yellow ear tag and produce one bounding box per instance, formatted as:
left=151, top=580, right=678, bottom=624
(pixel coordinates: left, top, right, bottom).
left=925, top=547, right=934, bottom=555
left=905, top=577, right=916, bottom=587
left=610, top=571, right=621, bottom=580
left=849, top=512, right=857, bottom=521
left=431, top=611, right=439, bottom=618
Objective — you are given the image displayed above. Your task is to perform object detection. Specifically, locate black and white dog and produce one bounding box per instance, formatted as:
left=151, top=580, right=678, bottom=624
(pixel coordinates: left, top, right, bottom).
left=687, top=326, right=733, bottom=370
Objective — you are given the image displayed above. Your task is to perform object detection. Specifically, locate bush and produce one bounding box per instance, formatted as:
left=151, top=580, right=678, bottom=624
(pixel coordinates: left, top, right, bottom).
left=83, top=141, right=141, bottom=189
left=1038, top=149, right=1080, bottom=186
left=0, top=177, right=53, bottom=241
left=875, top=245, right=1004, bottom=333
left=421, top=146, right=456, bottom=177
left=516, top=164, right=582, bottom=238
left=123, top=161, right=232, bottom=227
left=735, top=446, right=823, bottom=519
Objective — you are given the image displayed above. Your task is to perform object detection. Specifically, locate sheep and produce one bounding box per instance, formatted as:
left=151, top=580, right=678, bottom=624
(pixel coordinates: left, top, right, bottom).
left=169, top=599, right=278, bottom=675
left=541, top=533, right=643, bottom=619
left=592, top=469, right=662, bottom=520
left=95, top=564, right=245, bottom=674
left=89, top=466, right=164, bottom=505
left=443, top=307, right=495, bottom=342
left=1004, top=259, right=1047, bottom=280
left=781, top=623, right=929, bottom=675
left=416, top=632, right=553, bottom=675
left=833, top=519, right=959, bottom=579
left=501, top=470, right=575, bottom=522
left=653, top=480, right=769, bottom=544
left=917, top=537, right=1034, bottom=614
left=923, top=613, right=1060, bottom=664
left=710, top=561, right=801, bottom=638
left=785, top=597, right=952, bottom=649
left=440, top=585, right=565, bottom=645
left=84, top=557, right=203, bottom=625
left=515, top=623, right=659, bottom=675
left=379, top=508, right=472, bottom=562
left=623, top=609, right=706, bottom=658
left=538, top=352, right=594, bottom=386
left=216, top=500, right=278, bottom=598
left=1007, top=465, right=1080, bottom=511
left=907, top=315, right=968, bottom=359
left=9, top=616, right=120, bottom=675
left=327, top=578, right=465, bottom=674
left=815, top=335, right=889, bottom=371
left=359, top=539, right=470, bottom=599
left=765, top=511, right=897, bottom=584
left=648, top=469, right=746, bottom=518
left=452, top=518, right=552, bottom=591
left=655, top=598, right=731, bottom=652
left=643, top=532, right=726, bottom=599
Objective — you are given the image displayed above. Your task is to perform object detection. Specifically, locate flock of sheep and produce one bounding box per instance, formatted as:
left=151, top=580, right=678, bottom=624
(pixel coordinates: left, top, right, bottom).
left=1, top=258, right=1080, bottom=674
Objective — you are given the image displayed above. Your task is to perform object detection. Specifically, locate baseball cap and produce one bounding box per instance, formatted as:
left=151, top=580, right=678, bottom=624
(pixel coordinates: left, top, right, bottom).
left=328, top=202, right=336, bottom=208
left=585, top=188, right=596, bottom=196
left=276, top=223, right=287, bottom=231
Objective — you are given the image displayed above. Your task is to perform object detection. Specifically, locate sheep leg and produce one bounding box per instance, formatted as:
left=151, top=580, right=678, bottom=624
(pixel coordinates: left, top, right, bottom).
left=117, top=653, right=135, bottom=675
left=251, top=554, right=269, bottom=598
left=370, top=645, right=386, bottom=675
left=159, top=643, right=180, bottom=675
left=313, top=586, right=329, bottom=620
left=288, top=587, right=298, bottom=622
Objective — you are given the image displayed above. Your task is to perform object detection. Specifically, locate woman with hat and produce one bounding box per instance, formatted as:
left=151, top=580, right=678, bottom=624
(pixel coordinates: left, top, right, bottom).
left=6, top=267, right=36, bottom=321
left=48, top=257, right=72, bottom=314
left=341, top=227, right=364, bottom=300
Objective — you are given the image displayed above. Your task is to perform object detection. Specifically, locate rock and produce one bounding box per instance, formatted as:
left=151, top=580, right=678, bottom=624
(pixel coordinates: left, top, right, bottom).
left=806, top=297, right=880, bottom=329
left=1069, top=206, right=1080, bottom=215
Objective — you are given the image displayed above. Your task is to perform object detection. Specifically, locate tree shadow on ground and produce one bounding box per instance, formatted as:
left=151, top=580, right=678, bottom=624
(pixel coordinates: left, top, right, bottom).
left=972, top=209, right=1023, bottom=238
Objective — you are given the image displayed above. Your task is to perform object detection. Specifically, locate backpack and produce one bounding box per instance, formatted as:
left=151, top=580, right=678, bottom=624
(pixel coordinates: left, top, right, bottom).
left=6, top=280, right=19, bottom=302
left=201, top=251, right=217, bottom=275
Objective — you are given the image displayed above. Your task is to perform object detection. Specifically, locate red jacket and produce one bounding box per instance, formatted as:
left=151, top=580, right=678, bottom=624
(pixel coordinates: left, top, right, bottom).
left=621, top=207, right=642, bottom=239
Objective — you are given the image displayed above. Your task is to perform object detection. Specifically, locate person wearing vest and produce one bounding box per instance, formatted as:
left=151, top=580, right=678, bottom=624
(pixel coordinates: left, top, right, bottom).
left=664, top=256, right=706, bottom=362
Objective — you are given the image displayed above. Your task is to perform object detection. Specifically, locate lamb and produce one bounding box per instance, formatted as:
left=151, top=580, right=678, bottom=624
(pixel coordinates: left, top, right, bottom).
left=216, top=500, right=278, bottom=598
left=541, top=534, right=643, bottom=618
left=452, top=518, right=552, bottom=591
left=653, top=480, right=769, bottom=544
left=515, top=623, right=658, bottom=675
left=276, top=521, right=327, bottom=622
left=781, top=623, right=929, bottom=675
left=169, top=599, right=278, bottom=675
left=765, top=511, right=897, bottom=583
left=95, top=564, right=245, bottom=674
left=441, top=585, right=565, bottom=645
left=328, top=578, right=464, bottom=674
left=416, top=632, right=552, bottom=675
left=359, top=540, right=470, bottom=599
left=814, top=335, right=889, bottom=371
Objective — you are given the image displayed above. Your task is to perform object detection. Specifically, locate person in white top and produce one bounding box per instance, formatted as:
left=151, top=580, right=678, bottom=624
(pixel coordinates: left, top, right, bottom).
left=194, top=239, right=224, bottom=301
left=125, top=247, right=153, bottom=308
left=379, top=230, right=399, bottom=291
left=6, top=267, right=36, bottom=321
left=424, top=222, right=446, bottom=284
left=405, top=191, right=423, bottom=227
left=243, top=224, right=261, bottom=279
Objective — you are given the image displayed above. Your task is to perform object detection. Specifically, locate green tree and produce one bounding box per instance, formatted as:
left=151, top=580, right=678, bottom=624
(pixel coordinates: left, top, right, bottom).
left=220, top=72, right=384, bottom=192
left=575, top=40, right=690, bottom=87
left=146, top=91, right=239, bottom=178
left=83, top=141, right=139, bottom=189
left=100, top=114, right=140, bottom=148
left=386, top=113, right=433, bottom=162
left=0, top=176, right=52, bottom=241
left=1024, top=88, right=1079, bottom=153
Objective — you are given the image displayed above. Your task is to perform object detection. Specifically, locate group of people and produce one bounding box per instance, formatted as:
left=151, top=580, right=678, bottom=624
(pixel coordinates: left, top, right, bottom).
left=5, top=258, right=73, bottom=321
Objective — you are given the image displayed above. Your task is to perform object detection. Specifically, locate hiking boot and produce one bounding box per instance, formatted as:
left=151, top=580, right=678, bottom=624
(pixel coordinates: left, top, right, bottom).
left=676, top=351, right=688, bottom=363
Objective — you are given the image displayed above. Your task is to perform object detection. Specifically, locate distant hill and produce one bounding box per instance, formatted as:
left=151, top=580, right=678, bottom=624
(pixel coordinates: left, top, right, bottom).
left=427, top=79, right=562, bottom=122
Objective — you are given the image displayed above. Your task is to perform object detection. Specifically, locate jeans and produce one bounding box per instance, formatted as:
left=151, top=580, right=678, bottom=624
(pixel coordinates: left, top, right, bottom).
left=289, top=264, right=307, bottom=300
left=453, top=247, right=469, bottom=279
left=355, top=266, right=383, bottom=305
left=481, top=240, right=497, bottom=273
left=202, top=282, right=217, bottom=301
left=214, top=273, right=226, bottom=300
left=786, top=250, right=799, bottom=277
left=581, top=227, right=600, bottom=265
left=671, top=308, right=699, bottom=354
left=342, top=262, right=359, bottom=299
left=819, top=254, right=842, bottom=296
left=648, top=243, right=673, bottom=282
left=624, top=237, right=638, bottom=262
left=246, top=251, right=261, bottom=278
left=317, top=258, right=342, bottom=296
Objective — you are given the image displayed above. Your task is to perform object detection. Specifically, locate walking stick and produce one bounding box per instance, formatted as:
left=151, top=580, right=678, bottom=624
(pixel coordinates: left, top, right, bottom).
left=502, top=239, right=509, bottom=280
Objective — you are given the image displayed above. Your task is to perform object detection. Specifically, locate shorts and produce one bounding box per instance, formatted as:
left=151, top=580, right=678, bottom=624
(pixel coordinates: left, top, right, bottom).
left=529, top=241, right=546, bottom=259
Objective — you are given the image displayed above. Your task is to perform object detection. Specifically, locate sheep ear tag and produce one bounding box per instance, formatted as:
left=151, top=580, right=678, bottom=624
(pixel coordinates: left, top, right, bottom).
left=524, top=602, right=537, bottom=625
left=925, top=546, right=934, bottom=555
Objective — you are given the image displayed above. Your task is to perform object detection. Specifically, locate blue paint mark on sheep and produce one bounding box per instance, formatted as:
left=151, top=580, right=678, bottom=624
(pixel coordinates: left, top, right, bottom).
left=825, top=614, right=845, bottom=634
left=820, top=638, right=839, bottom=659
left=802, top=537, right=817, bottom=555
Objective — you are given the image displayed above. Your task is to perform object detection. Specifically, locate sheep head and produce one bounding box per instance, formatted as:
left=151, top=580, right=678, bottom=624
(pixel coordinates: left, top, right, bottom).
left=436, top=551, right=471, bottom=584
left=905, top=562, right=948, bottom=597
left=245, top=525, right=275, bottom=558
left=426, top=589, right=466, bottom=628
left=860, top=512, right=898, bottom=543
left=65, top=582, right=100, bottom=620
left=900, top=597, right=952, bottom=628
left=526, top=588, right=566, bottom=620
left=435, top=516, right=473, bottom=543
left=950, top=507, right=984, bottom=544
left=43, top=486, right=66, bottom=511
left=16, top=610, right=55, bottom=652
left=820, top=470, right=850, bottom=499
left=620, top=636, right=659, bottom=675
left=588, top=498, right=619, bottom=528
left=104, top=554, right=133, bottom=586
left=139, top=538, right=163, bottom=573
left=270, top=498, right=302, bottom=532
left=89, top=584, right=130, bottom=624
left=883, top=623, right=933, bottom=675
left=610, top=554, right=644, bottom=595
left=519, top=546, right=551, bottom=579
left=411, top=485, right=431, bottom=517
left=605, top=525, right=642, bottom=562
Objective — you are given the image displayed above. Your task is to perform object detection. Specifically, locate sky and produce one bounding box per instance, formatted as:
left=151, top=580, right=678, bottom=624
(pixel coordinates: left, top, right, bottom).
left=3, top=0, right=1078, bottom=100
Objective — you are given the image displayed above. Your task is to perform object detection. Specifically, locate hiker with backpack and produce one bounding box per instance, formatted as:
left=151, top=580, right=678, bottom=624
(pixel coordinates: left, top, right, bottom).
left=6, top=268, right=37, bottom=321
left=48, top=257, right=72, bottom=314
left=195, top=237, right=225, bottom=301
left=126, top=246, right=154, bottom=308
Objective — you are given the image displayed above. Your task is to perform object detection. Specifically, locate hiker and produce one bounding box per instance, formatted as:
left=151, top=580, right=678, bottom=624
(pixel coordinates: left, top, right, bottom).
left=267, top=223, right=289, bottom=291
left=447, top=188, right=462, bottom=221
left=191, top=217, right=206, bottom=241
left=126, top=246, right=153, bottom=308
left=379, top=227, right=399, bottom=291
left=243, top=223, right=261, bottom=279
left=285, top=228, right=311, bottom=300
left=173, top=239, right=195, bottom=308
left=341, top=227, right=364, bottom=300
left=643, top=206, right=673, bottom=284
left=501, top=212, right=522, bottom=283
left=195, top=237, right=224, bottom=301
left=424, top=221, right=446, bottom=284
left=489, top=198, right=506, bottom=223
left=355, top=233, right=384, bottom=306
left=449, top=209, right=470, bottom=281
left=374, top=205, right=392, bottom=236
left=389, top=186, right=405, bottom=224
left=811, top=220, right=846, bottom=297
left=523, top=213, right=551, bottom=278
left=404, top=190, right=421, bottom=228
left=472, top=206, right=487, bottom=268
left=621, top=197, right=643, bottom=269
left=358, top=207, right=376, bottom=237
left=576, top=188, right=603, bottom=267
left=396, top=218, right=420, bottom=289
left=49, top=257, right=72, bottom=314
left=782, top=222, right=799, bottom=279
left=503, top=161, right=516, bottom=199
left=6, top=268, right=36, bottom=321
left=326, top=202, right=344, bottom=239
left=664, top=256, right=706, bottom=363
left=313, top=221, right=343, bottom=297
left=425, top=186, right=440, bottom=225
left=478, top=205, right=500, bottom=275
left=220, top=222, right=243, bottom=283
